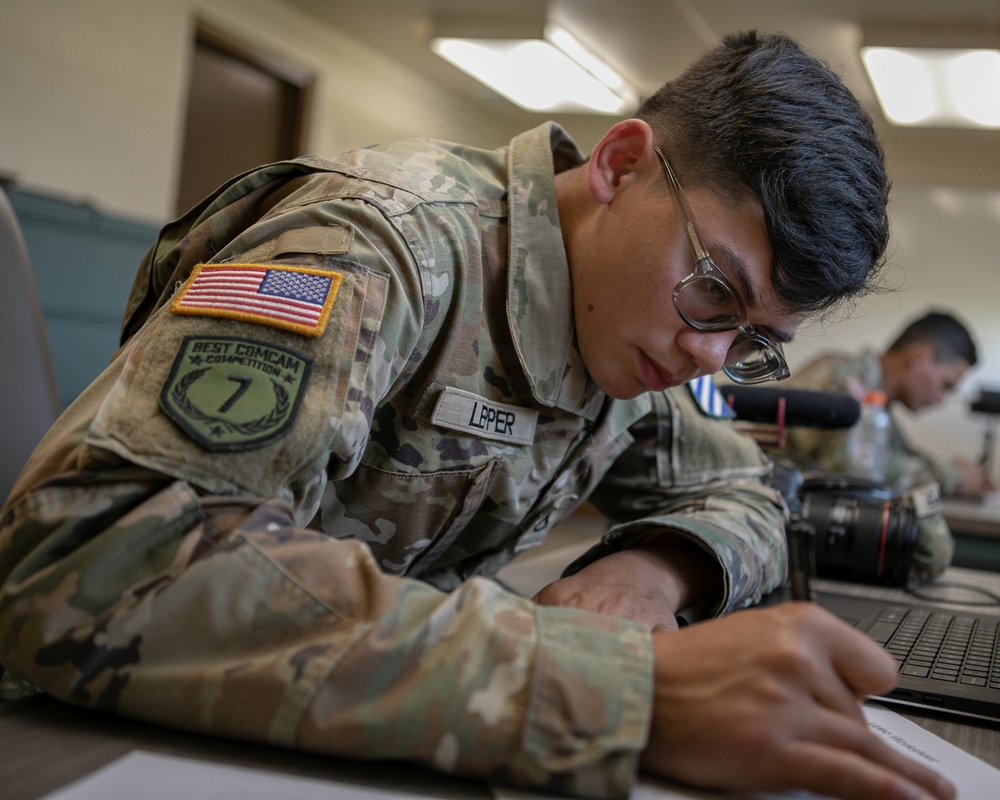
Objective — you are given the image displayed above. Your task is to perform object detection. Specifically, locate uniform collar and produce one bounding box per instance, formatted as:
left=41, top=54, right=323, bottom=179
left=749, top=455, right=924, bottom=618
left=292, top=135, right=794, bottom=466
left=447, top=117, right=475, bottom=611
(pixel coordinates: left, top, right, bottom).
left=505, top=123, right=603, bottom=420
left=858, top=348, right=885, bottom=392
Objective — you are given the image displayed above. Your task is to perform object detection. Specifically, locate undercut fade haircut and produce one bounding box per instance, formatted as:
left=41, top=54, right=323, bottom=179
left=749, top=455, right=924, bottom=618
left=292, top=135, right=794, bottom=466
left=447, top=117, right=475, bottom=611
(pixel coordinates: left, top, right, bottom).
left=637, top=30, right=890, bottom=314
left=888, top=310, right=979, bottom=366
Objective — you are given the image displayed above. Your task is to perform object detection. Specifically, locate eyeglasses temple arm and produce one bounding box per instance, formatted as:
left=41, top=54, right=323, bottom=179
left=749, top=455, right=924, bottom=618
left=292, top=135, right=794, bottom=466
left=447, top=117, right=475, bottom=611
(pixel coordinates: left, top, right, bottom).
left=653, top=147, right=712, bottom=263
left=684, top=222, right=711, bottom=264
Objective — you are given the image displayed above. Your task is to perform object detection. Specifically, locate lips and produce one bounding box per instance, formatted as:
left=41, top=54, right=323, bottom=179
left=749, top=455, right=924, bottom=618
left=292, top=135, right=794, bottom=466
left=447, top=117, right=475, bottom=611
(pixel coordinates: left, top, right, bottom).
left=640, top=352, right=674, bottom=391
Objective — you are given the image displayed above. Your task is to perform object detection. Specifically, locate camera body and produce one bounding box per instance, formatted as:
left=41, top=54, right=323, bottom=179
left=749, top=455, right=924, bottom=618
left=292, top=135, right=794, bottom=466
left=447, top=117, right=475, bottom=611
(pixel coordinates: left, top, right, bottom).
left=771, top=459, right=920, bottom=587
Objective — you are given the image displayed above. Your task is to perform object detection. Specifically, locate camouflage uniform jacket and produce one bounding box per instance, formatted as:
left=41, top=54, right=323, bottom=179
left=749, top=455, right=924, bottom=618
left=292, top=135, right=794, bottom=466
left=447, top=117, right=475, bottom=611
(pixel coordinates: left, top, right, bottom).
left=0, top=123, right=787, bottom=798
left=781, top=348, right=955, bottom=579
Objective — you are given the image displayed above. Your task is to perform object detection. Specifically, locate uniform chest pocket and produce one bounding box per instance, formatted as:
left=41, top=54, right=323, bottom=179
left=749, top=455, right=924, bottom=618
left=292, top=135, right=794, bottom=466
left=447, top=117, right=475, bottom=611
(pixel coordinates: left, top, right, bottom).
left=315, top=457, right=502, bottom=576
left=513, top=424, right=635, bottom=553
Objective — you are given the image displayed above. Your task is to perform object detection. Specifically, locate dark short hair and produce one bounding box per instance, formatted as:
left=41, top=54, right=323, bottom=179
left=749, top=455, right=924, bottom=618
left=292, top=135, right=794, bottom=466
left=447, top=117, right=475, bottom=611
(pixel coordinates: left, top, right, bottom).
left=637, top=30, right=890, bottom=315
left=887, top=310, right=979, bottom=366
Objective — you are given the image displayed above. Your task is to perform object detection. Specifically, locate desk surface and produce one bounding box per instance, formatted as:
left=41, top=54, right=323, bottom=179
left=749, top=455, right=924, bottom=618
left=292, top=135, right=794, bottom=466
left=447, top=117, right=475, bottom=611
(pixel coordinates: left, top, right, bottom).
left=942, top=496, right=1000, bottom=538
left=3, top=526, right=1000, bottom=799
left=0, top=695, right=491, bottom=800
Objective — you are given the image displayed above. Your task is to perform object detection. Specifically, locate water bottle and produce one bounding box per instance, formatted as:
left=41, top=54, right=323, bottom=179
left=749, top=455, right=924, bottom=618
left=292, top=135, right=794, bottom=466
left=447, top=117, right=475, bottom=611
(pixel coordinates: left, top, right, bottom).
left=847, top=390, right=891, bottom=482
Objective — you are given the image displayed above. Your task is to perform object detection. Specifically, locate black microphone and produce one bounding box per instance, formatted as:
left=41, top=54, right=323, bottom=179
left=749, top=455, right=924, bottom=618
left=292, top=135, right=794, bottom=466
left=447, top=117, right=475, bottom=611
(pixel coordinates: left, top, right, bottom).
left=723, top=386, right=861, bottom=429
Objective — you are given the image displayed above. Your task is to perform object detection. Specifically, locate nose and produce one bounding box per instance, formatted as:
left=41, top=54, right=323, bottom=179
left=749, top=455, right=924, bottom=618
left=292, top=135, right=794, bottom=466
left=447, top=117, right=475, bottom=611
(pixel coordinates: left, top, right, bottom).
left=677, top=328, right=740, bottom=376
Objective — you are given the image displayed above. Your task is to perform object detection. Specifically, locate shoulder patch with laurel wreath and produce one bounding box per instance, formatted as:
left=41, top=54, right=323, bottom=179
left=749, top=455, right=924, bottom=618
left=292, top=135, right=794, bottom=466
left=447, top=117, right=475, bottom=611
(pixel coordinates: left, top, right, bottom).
left=159, top=335, right=312, bottom=451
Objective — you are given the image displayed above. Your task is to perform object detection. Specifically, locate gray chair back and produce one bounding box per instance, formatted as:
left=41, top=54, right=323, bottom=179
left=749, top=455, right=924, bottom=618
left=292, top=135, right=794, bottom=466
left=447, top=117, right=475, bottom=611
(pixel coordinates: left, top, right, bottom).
left=0, top=185, right=60, bottom=504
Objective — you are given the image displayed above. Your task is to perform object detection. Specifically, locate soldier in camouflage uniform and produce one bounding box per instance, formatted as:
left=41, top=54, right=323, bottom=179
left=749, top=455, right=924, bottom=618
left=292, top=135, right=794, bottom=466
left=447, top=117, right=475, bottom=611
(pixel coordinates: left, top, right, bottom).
left=0, top=32, right=953, bottom=800
left=781, top=311, right=988, bottom=580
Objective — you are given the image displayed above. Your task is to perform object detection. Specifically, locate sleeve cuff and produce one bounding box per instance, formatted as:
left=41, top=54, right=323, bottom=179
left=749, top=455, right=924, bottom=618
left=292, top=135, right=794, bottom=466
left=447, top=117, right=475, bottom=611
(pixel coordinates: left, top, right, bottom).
left=516, top=604, right=653, bottom=799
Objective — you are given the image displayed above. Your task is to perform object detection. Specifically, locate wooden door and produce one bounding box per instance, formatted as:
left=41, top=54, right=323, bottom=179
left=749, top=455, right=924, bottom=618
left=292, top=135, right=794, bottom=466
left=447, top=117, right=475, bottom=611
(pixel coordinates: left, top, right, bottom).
left=176, top=23, right=313, bottom=215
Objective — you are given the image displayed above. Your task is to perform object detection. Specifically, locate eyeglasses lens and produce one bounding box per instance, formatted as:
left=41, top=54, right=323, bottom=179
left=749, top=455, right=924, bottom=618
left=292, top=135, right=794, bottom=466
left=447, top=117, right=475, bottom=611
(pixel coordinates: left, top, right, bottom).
left=674, top=275, right=742, bottom=331
left=725, top=337, right=789, bottom=384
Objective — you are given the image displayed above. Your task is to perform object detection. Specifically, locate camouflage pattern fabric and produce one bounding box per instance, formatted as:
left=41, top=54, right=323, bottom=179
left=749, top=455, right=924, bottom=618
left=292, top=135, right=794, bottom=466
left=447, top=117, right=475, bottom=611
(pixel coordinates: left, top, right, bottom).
left=0, top=123, right=787, bottom=798
left=780, top=349, right=955, bottom=580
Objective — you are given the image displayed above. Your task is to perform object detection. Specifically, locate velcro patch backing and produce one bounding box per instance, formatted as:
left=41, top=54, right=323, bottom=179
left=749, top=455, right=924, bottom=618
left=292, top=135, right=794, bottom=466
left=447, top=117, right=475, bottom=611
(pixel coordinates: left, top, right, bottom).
left=171, top=263, right=342, bottom=337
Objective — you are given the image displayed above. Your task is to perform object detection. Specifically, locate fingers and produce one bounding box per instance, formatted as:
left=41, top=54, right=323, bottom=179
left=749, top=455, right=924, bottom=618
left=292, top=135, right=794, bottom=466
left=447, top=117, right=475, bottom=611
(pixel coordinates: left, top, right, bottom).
left=794, top=602, right=900, bottom=698
left=729, top=604, right=898, bottom=712
left=789, top=612, right=954, bottom=799
left=779, top=733, right=956, bottom=800
left=641, top=604, right=956, bottom=799
left=800, top=703, right=955, bottom=800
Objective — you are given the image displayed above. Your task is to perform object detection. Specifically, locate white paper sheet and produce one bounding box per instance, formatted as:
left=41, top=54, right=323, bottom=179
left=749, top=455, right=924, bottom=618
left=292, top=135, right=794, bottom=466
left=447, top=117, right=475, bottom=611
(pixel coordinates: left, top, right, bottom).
left=39, top=749, right=432, bottom=800
left=494, top=702, right=1000, bottom=800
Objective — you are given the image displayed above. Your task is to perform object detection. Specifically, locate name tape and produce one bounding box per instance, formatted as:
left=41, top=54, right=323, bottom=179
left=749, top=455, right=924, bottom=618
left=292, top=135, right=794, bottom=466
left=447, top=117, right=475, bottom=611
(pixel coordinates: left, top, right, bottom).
left=431, top=387, right=538, bottom=446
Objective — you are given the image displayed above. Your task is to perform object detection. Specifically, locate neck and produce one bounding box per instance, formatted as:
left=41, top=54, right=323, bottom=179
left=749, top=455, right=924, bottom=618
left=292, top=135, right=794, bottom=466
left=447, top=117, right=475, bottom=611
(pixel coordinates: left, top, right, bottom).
left=553, top=166, right=591, bottom=274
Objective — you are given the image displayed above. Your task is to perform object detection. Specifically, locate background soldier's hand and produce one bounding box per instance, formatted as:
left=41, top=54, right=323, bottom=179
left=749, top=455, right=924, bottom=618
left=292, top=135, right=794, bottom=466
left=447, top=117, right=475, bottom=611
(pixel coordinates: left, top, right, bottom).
left=950, top=456, right=996, bottom=498
left=640, top=603, right=956, bottom=800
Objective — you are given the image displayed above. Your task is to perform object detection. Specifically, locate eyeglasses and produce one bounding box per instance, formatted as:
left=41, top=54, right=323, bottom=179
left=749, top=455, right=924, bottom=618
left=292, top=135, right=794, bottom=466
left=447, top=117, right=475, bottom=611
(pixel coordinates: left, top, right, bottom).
left=653, top=146, right=790, bottom=385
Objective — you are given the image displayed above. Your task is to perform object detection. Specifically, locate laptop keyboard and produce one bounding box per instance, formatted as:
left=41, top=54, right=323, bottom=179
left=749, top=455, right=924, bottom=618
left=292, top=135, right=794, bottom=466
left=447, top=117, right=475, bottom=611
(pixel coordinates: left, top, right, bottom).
left=866, top=606, right=1000, bottom=689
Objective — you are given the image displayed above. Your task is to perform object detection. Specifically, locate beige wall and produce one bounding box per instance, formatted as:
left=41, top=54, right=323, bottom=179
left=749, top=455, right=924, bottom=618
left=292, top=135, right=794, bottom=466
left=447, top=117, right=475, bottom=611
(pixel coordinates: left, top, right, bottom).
left=0, top=0, right=521, bottom=221
left=2, top=0, right=999, bottom=477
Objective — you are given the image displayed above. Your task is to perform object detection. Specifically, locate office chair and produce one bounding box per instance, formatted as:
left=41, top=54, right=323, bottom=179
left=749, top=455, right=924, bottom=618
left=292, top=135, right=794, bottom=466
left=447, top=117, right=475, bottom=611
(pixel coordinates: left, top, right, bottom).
left=0, top=185, right=61, bottom=504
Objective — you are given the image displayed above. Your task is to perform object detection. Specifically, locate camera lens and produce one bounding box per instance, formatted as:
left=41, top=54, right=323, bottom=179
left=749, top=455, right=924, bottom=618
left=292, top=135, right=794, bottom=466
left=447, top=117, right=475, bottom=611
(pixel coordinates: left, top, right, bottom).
left=799, top=491, right=918, bottom=586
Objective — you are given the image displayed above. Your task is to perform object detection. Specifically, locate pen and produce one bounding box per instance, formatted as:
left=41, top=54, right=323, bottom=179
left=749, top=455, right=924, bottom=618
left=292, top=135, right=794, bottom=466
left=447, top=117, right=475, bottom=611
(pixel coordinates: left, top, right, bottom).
left=786, top=516, right=815, bottom=602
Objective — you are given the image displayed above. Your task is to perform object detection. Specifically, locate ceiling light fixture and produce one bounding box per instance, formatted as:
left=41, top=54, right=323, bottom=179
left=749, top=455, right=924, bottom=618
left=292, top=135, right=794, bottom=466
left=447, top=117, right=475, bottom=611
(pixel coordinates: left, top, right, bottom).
left=860, top=24, right=1000, bottom=129
left=431, top=20, right=637, bottom=115
left=862, top=46, right=1000, bottom=128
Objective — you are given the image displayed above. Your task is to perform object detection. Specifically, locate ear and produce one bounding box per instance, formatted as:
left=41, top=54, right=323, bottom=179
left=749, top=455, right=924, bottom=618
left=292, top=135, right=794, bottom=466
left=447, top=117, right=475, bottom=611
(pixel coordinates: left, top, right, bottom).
left=587, top=119, right=656, bottom=205
left=907, top=342, right=936, bottom=368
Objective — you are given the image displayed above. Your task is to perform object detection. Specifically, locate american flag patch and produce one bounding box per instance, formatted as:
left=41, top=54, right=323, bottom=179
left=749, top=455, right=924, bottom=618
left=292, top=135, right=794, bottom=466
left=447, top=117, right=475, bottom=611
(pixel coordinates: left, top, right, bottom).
left=170, top=263, right=342, bottom=337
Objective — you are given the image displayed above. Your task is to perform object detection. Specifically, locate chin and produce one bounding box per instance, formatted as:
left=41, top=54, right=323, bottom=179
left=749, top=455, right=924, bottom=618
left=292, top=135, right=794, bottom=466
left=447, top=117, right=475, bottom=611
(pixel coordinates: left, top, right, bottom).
left=583, top=352, right=648, bottom=400
left=597, top=379, right=645, bottom=401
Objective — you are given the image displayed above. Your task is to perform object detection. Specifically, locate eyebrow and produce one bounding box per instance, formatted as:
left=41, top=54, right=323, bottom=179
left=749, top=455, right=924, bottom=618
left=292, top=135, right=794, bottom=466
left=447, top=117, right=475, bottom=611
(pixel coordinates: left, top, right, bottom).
left=661, top=146, right=796, bottom=347
left=710, top=242, right=796, bottom=345
left=711, top=242, right=757, bottom=306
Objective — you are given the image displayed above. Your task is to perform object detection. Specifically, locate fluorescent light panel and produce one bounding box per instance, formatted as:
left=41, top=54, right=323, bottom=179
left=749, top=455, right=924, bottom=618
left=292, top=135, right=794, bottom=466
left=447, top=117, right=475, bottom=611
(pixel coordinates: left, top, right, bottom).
left=432, top=24, right=637, bottom=115
left=861, top=46, right=1000, bottom=128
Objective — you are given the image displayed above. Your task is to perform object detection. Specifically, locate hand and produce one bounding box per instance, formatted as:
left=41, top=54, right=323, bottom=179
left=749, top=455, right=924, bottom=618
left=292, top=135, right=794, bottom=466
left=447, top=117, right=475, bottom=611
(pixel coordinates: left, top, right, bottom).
left=640, top=602, right=955, bottom=800
left=951, top=457, right=996, bottom=498
left=532, top=535, right=721, bottom=633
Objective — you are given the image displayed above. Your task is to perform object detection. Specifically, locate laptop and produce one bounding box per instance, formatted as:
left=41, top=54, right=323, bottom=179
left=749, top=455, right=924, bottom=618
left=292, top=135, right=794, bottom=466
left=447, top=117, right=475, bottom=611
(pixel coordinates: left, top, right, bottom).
left=763, top=584, right=1000, bottom=723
